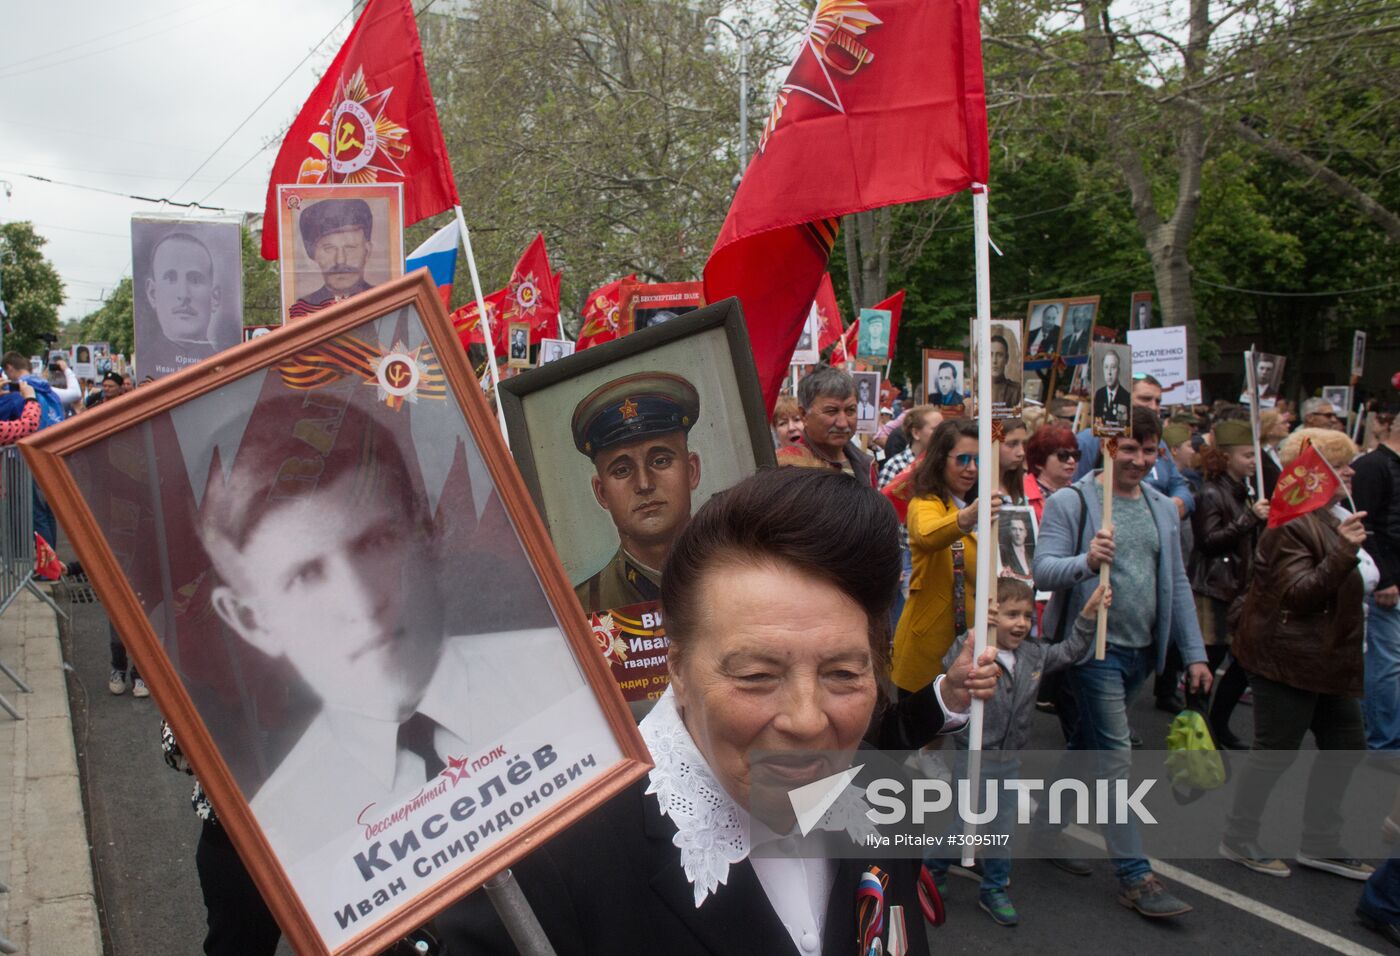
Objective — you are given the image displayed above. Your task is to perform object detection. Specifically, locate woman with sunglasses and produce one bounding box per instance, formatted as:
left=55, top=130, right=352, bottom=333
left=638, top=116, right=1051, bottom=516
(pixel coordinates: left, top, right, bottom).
left=1023, top=422, right=1081, bottom=524
left=892, top=418, right=1001, bottom=694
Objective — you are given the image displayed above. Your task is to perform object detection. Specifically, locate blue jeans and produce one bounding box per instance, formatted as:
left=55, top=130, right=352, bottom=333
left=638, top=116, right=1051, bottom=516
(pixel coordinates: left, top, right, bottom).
left=926, top=753, right=1017, bottom=892
left=32, top=481, right=57, bottom=555
left=1361, top=858, right=1400, bottom=925
left=1366, top=599, right=1400, bottom=751
left=1068, top=643, right=1155, bottom=886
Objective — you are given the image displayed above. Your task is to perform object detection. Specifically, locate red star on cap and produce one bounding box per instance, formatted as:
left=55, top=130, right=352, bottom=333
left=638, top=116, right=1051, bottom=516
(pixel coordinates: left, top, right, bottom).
left=619, top=398, right=639, bottom=420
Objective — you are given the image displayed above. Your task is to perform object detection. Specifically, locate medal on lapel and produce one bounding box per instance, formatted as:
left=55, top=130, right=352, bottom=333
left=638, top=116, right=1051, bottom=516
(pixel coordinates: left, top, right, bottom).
left=856, top=865, right=888, bottom=955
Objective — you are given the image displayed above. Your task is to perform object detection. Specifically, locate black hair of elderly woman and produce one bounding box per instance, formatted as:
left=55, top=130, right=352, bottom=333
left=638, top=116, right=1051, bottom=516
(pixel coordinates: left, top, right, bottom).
left=438, top=467, right=1000, bottom=956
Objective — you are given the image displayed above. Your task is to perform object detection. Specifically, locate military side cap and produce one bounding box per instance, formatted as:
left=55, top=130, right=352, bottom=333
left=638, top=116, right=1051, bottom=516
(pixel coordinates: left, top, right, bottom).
left=1214, top=419, right=1253, bottom=448
left=572, top=372, right=700, bottom=458
left=300, top=198, right=373, bottom=258
left=1163, top=423, right=1192, bottom=449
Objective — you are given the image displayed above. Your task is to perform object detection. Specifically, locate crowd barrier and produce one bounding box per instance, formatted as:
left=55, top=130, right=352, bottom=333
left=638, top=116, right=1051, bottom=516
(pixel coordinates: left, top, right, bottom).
left=0, top=446, right=65, bottom=720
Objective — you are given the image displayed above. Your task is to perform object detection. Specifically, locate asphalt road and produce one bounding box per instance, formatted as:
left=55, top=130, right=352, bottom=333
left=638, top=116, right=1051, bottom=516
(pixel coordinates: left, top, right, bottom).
left=57, top=570, right=1390, bottom=955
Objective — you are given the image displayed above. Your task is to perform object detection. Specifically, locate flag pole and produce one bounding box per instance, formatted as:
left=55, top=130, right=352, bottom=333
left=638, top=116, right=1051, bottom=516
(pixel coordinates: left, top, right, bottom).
left=453, top=204, right=510, bottom=443
left=963, top=183, right=994, bottom=868
left=1247, top=345, right=1265, bottom=500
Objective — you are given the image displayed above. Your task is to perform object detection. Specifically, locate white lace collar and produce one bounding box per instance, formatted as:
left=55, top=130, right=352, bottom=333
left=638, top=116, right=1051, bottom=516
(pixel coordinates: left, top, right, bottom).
left=640, top=688, right=879, bottom=908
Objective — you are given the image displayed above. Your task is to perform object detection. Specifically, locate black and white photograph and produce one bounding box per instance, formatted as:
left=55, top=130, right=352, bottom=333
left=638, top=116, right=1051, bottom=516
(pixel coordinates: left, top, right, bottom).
left=1091, top=341, right=1133, bottom=436
left=497, top=301, right=775, bottom=616
left=1322, top=385, right=1353, bottom=419
left=790, top=307, right=820, bottom=366
left=1352, top=330, right=1367, bottom=379
left=508, top=321, right=531, bottom=368
left=998, top=505, right=1038, bottom=581
left=1130, top=290, right=1153, bottom=330
left=72, top=343, right=93, bottom=380
left=1026, top=299, right=1065, bottom=355
left=22, top=273, right=649, bottom=956
left=853, top=369, right=882, bottom=434
left=277, top=183, right=403, bottom=324
left=1058, top=297, right=1098, bottom=359
left=1241, top=351, right=1286, bottom=407
left=923, top=349, right=965, bottom=409
left=539, top=338, right=576, bottom=365
left=131, top=215, right=244, bottom=381
left=969, top=318, right=1025, bottom=419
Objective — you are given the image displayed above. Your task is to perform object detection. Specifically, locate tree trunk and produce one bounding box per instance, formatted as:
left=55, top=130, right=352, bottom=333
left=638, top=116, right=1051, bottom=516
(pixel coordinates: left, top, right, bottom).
left=842, top=208, right=893, bottom=315
left=1149, top=245, right=1200, bottom=377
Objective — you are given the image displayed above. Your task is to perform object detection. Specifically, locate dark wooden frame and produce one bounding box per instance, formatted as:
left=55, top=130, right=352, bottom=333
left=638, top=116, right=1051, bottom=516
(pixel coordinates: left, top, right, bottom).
left=496, top=297, right=777, bottom=532
left=20, top=271, right=651, bottom=956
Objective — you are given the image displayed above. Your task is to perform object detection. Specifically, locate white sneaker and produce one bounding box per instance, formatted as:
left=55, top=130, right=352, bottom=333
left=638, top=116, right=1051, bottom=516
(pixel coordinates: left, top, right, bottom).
left=108, top=670, right=127, bottom=695
left=132, top=678, right=149, bottom=699
left=1295, top=856, right=1375, bottom=881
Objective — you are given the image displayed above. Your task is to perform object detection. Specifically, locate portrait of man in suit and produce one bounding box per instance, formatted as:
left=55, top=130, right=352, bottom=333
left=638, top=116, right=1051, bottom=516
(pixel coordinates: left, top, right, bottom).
left=1059, top=303, right=1095, bottom=358
left=1028, top=302, right=1062, bottom=355
left=1092, top=345, right=1131, bottom=434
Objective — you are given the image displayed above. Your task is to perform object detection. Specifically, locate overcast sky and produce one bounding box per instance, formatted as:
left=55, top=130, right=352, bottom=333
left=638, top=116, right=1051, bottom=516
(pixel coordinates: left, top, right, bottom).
left=0, top=0, right=354, bottom=322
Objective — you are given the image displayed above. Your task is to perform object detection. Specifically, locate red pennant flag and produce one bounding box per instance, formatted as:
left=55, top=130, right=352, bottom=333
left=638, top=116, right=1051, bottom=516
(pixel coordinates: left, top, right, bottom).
left=703, top=0, right=988, bottom=409
left=577, top=275, right=635, bottom=349
left=505, top=234, right=560, bottom=342
left=259, top=0, right=459, bottom=260
left=1268, top=441, right=1342, bottom=528
left=450, top=287, right=510, bottom=351
left=813, top=274, right=845, bottom=352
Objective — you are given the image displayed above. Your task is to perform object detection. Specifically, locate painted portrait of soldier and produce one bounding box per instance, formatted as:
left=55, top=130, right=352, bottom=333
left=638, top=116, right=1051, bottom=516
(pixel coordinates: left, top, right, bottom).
left=131, top=216, right=244, bottom=381
left=278, top=183, right=403, bottom=324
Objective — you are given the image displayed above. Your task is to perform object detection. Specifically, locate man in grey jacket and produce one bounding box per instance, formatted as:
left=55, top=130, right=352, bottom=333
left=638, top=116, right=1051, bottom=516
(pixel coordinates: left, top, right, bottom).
left=1035, top=406, right=1212, bottom=919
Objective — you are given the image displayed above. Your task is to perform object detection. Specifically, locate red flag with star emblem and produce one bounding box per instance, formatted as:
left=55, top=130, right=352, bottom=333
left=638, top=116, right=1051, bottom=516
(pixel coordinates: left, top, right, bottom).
left=1268, top=440, right=1343, bottom=528
left=703, top=0, right=988, bottom=409
left=259, top=0, right=458, bottom=260
left=577, top=275, right=636, bottom=350
left=507, top=233, right=560, bottom=342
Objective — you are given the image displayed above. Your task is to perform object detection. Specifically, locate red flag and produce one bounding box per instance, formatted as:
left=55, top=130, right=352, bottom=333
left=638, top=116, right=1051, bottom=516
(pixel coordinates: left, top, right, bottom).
left=703, top=0, right=988, bottom=409
left=505, top=234, right=560, bottom=342
left=813, top=274, right=845, bottom=352
left=578, top=276, right=634, bottom=349
left=880, top=455, right=922, bottom=523
left=450, top=287, right=510, bottom=351
left=259, top=0, right=458, bottom=260
left=1268, top=441, right=1342, bottom=528
left=833, top=319, right=859, bottom=364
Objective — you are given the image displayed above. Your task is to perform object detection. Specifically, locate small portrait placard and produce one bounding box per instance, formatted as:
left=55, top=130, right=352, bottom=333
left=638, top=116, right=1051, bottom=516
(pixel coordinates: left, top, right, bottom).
left=923, top=349, right=965, bottom=412
left=852, top=370, right=882, bottom=434
left=969, top=318, right=1025, bottom=420
left=1091, top=341, right=1133, bottom=437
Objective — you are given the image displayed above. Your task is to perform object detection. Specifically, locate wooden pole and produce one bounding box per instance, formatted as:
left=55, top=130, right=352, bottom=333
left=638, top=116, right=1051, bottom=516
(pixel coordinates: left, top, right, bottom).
left=1247, top=345, right=1266, bottom=500
left=1095, top=448, right=1114, bottom=660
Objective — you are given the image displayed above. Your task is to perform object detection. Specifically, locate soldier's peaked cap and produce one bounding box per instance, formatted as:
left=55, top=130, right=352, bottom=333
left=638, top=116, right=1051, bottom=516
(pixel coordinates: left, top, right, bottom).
left=299, top=198, right=373, bottom=258
left=572, top=372, right=700, bottom=459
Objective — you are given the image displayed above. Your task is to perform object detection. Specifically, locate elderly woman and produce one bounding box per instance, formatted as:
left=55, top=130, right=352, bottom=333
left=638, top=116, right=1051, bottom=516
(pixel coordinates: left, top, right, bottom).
left=769, top=395, right=804, bottom=447
left=1022, top=422, right=1080, bottom=523
left=1222, top=428, right=1375, bottom=879
left=891, top=419, right=1000, bottom=693
left=440, top=469, right=999, bottom=953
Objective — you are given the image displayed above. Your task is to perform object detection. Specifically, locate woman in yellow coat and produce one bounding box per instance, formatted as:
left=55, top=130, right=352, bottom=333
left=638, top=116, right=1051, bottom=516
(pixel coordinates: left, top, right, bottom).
left=892, top=418, right=1002, bottom=692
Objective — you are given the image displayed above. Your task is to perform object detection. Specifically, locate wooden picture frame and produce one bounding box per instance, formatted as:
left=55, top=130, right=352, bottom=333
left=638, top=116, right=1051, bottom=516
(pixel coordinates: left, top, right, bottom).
left=21, top=272, right=650, bottom=956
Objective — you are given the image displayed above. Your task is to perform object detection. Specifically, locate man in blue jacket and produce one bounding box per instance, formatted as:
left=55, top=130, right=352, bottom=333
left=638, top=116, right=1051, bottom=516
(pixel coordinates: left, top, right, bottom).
left=1035, top=406, right=1212, bottom=920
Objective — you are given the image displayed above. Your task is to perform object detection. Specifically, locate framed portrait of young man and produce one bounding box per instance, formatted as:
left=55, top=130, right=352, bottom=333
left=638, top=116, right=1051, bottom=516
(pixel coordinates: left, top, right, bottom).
left=507, top=322, right=531, bottom=368
left=857, top=307, right=893, bottom=364
left=852, top=370, right=882, bottom=434
left=496, top=300, right=775, bottom=707
left=998, top=505, right=1039, bottom=582
left=922, top=349, right=965, bottom=412
left=969, top=318, right=1025, bottom=419
left=278, top=183, right=404, bottom=324
left=132, top=215, right=245, bottom=381
left=20, top=272, right=650, bottom=956
left=1241, top=351, right=1286, bottom=407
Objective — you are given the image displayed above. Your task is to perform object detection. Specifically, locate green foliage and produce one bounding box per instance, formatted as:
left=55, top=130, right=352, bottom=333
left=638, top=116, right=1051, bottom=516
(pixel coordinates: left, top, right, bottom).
left=0, top=222, right=64, bottom=358
left=78, top=277, right=134, bottom=355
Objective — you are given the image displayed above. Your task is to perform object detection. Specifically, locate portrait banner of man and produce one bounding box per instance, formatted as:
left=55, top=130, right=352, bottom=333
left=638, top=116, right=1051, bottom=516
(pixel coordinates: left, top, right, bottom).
left=1058, top=295, right=1099, bottom=360
left=968, top=317, right=1025, bottom=419
left=507, top=321, right=531, bottom=368
left=20, top=272, right=650, bottom=956
left=1240, top=351, right=1286, bottom=407
left=856, top=307, right=893, bottom=364
left=852, top=370, right=882, bottom=434
left=1025, top=298, right=1067, bottom=361
left=998, top=505, right=1038, bottom=582
left=790, top=306, right=820, bottom=366
left=922, top=348, right=965, bottom=412
left=1130, top=290, right=1154, bottom=330
left=1352, top=330, right=1367, bottom=379
left=132, top=215, right=244, bottom=381
left=538, top=338, right=576, bottom=366
left=278, top=183, right=403, bottom=324
left=497, top=300, right=775, bottom=706
left=1091, top=341, right=1133, bottom=437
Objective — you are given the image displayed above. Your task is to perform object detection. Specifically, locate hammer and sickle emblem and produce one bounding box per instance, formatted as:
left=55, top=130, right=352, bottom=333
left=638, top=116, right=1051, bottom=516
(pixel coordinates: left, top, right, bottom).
left=336, top=120, right=365, bottom=155
left=386, top=362, right=412, bottom=388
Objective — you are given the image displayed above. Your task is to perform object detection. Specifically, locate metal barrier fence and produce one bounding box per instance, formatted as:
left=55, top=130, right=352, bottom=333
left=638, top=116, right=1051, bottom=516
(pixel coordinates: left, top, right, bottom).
left=0, top=445, right=66, bottom=720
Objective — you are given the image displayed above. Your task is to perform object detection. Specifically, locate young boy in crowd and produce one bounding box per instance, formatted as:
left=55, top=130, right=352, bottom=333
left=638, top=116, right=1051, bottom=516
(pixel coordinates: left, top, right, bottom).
left=926, top=578, right=1109, bottom=927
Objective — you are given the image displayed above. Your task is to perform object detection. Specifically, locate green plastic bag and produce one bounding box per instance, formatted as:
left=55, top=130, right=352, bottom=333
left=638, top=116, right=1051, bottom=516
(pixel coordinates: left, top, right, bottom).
left=1164, top=704, right=1226, bottom=801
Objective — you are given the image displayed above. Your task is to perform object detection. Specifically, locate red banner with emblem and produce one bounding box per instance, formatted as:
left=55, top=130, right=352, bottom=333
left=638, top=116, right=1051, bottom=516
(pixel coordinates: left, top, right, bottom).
left=703, top=0, right=988, bottom=409
left=813, top=273, right=845, bottom=352
left=1268, top=441, right=1343, bottom=528
left=577, top=275, right=635, bottom=350
left=259, top=0, right=458, bottom=260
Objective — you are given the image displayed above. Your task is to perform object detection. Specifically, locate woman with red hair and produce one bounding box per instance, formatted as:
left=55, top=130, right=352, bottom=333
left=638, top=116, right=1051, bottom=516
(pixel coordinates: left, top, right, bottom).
left=1023, top=422, right=1081, bottom=523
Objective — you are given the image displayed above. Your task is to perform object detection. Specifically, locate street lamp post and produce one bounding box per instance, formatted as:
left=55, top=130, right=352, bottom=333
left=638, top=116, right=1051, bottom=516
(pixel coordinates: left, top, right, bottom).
left=705, top=16, right=753, bottom=186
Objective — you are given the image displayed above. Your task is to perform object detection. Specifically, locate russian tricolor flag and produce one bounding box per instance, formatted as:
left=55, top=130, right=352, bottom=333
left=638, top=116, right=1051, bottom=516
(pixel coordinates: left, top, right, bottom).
left=405, top=222, right=458, bottom=308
